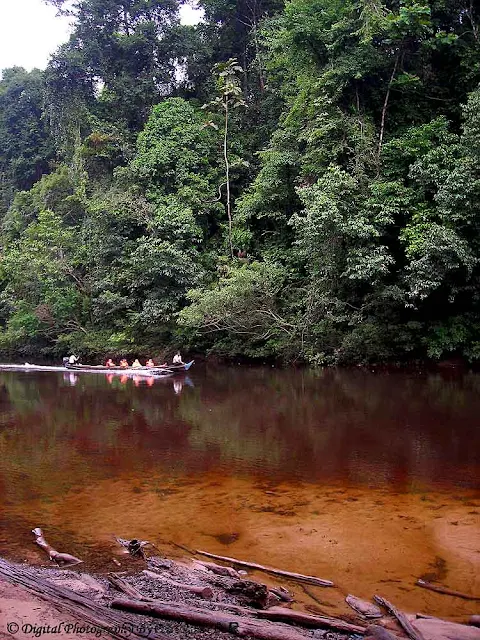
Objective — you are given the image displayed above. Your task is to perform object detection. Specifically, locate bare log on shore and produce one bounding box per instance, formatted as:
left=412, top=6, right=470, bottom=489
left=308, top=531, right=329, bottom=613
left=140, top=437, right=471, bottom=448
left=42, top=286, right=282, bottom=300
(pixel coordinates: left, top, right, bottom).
left=111, top=597, right=317, bottom=640
left=0, top=558, right=167, bottom=640
left=255, top=606, right=366, bottom=634
left=108, top=573, right=149, bottom=600
left=195, top=550, right=334, bottom=587
left=416, top=579, right=480, bottom=601
left=32, top=527, right=82, bottom=567
left=346, top=594, right=383, bottom=618
left=143, top=570, right=214, bottom=599
left=193, top=559, right=241, bottom=578
left=374, top=596, right=426, bottom=640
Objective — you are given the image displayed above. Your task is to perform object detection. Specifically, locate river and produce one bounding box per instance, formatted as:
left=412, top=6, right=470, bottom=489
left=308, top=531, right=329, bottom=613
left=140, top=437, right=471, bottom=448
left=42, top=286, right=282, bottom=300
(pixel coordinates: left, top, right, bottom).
left=0, top=365, right=478, bottom=621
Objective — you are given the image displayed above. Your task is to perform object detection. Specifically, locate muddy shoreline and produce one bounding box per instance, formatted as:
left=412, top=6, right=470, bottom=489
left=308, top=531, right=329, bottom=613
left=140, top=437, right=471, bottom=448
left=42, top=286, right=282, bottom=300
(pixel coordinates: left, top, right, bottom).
left=1, top=538, right=479, bottom=640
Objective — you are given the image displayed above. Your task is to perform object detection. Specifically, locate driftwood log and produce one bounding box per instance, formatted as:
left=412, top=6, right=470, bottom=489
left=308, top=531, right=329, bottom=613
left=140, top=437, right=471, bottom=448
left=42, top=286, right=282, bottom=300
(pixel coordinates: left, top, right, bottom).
left=195, top=550, right=334, bottom=587
left=374, top=596, right=426, bottom=640
left=416, top=579, right=480, bottom=601
left=143, top=570, right=214, bottom=599
left=0, top=558, right=167, bottom=640
left=111, top=596, right=316, bottom=640
left=346, top=594, right=383, bottom=618
left=193, top=559, right=241, bottom=578
left=107, top=573, right=149, bottom=600
left=255, top=606, right=366, bottom=634
left=32, top=527, right=83, bottom=567
left=412, top=617, right=480, bottom=640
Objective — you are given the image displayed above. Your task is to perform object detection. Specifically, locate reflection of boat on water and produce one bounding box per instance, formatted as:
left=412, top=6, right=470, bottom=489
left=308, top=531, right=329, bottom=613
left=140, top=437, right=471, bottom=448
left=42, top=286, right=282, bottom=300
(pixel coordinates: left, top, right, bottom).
left=63, top=372, right=79, bottom=386
left=106, top=373, right=194, bottom=392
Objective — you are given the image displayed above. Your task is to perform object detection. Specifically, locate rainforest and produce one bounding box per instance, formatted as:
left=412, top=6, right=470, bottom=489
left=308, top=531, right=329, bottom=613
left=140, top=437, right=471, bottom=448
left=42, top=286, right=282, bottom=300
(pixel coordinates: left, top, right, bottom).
left=0, top=0, right=480, bottom=365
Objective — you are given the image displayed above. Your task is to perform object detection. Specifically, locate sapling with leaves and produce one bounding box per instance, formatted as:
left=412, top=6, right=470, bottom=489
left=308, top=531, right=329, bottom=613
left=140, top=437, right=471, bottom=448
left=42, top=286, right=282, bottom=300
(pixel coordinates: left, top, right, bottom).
left=202, top=58, right=247, bottom=259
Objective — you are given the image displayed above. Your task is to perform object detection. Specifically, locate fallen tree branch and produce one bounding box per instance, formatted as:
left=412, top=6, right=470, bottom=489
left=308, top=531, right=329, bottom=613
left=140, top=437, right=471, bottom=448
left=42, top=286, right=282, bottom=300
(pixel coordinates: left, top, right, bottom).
left=195, top=550, right=334, bottom=587
left=111, top=596, right=315, bottom=640
left=374, top=595, right=426, bottom=640
left=416, top=579, right=480, bottom=601
left=143, top=570, right=213, bottom=599
left=32, top=527, right=83, bottom=567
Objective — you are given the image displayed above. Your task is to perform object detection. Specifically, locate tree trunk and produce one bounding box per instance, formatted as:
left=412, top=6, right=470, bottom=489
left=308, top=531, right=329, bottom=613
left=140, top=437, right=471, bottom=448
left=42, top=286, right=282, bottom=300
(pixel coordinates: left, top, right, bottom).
left=377, top=54, right=399, bottom=161
left=224, top=99, right=234, bottom=259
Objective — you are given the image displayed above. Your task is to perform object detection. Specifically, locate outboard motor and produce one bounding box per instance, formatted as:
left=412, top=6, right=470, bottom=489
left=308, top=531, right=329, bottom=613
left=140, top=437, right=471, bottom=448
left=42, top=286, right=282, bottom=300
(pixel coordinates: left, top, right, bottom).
left=62, top=357, right=69, bottom=367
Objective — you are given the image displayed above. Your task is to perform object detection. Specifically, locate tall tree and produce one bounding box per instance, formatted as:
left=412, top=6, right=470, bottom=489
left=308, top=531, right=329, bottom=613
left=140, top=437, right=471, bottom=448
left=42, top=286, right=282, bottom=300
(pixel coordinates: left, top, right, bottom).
left=0, top=68, right=54, bottom=214
left=203, top=58, right=247, bottom=257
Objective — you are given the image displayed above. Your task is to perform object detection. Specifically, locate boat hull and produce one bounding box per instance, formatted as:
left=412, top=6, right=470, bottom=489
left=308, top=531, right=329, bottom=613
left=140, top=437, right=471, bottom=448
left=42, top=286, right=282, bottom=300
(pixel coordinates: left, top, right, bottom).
left=0, top=363, right=172, bottom=378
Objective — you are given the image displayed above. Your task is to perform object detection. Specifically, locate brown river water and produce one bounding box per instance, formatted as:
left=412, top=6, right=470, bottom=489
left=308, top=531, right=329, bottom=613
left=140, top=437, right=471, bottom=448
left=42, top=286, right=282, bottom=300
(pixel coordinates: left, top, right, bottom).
left=0, top=365, right=479, bottom=621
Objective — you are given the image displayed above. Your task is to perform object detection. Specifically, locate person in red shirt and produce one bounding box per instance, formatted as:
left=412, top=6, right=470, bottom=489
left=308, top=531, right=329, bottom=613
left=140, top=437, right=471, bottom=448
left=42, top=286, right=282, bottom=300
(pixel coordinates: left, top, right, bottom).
left=106, top=358, right=115, bottom=367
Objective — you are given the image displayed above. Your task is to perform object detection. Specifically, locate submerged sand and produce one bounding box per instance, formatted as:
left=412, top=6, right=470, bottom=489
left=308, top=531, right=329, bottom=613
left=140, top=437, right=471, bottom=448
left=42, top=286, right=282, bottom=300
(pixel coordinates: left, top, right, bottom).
left=2, top=473, right=479, bottom=622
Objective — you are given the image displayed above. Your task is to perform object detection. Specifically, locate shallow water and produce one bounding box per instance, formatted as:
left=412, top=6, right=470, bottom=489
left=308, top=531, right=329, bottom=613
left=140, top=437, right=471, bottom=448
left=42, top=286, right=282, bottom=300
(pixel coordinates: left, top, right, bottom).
left=0, top=365, right=479, bottom=619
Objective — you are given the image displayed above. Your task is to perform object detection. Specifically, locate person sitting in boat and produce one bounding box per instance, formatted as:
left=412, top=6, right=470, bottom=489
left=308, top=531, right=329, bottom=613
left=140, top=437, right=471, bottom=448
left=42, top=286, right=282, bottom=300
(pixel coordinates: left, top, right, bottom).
left=119, top=358, right=129, bottom=368
left=106, top=358, right=116, bottom=367
left=68, top=354, right=79, bottom=365
left=131, top=358, right=142, bottom=368
left=172, top=351, right=184, bottom=365
left=146, top=358, right=155, bottom=368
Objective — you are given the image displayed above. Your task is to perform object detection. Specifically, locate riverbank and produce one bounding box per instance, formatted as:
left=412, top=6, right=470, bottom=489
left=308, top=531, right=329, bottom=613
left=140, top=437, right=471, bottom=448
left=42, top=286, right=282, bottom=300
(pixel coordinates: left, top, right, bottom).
left=1, top=544, right=479, bottom=640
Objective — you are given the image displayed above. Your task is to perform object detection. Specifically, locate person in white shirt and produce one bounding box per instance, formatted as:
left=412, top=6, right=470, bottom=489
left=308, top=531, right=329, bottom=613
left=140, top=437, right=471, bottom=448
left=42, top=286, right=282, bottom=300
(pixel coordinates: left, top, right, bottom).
left=172, top=352, right=184, bottom=365
left=68, top=354, right=79, bottom=364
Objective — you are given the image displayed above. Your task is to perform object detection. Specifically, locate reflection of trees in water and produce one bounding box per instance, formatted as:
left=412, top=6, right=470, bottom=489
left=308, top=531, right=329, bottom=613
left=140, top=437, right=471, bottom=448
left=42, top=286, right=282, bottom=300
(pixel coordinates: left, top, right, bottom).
left=0, top=369, right=478, bottom=504
left=177, top=367, right=480, bottom=487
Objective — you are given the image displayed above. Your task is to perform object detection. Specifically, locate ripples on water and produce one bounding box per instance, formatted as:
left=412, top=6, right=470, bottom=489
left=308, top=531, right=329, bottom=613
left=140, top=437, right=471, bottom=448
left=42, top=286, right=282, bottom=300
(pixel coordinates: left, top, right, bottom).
left=0, top=366, right=479, bottom=618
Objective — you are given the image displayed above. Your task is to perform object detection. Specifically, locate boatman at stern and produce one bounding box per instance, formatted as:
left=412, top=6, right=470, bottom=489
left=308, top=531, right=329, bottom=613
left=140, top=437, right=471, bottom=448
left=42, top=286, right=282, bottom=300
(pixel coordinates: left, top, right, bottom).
left=173, top=351, right=184, bottom=365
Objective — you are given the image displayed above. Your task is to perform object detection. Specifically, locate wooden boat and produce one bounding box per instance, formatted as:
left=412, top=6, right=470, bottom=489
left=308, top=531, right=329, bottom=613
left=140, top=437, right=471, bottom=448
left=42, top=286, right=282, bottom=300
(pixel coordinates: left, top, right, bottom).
left=66, top=360, right=194, bottom=374
left=162, top=360, right=194, bottom=372
left=0, top=363, right=173, bottom=378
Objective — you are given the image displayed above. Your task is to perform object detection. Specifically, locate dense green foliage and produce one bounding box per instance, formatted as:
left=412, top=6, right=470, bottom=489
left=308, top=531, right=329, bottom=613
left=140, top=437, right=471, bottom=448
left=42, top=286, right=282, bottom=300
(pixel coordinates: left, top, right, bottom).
left=0, top=0, right=479, bottom=363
